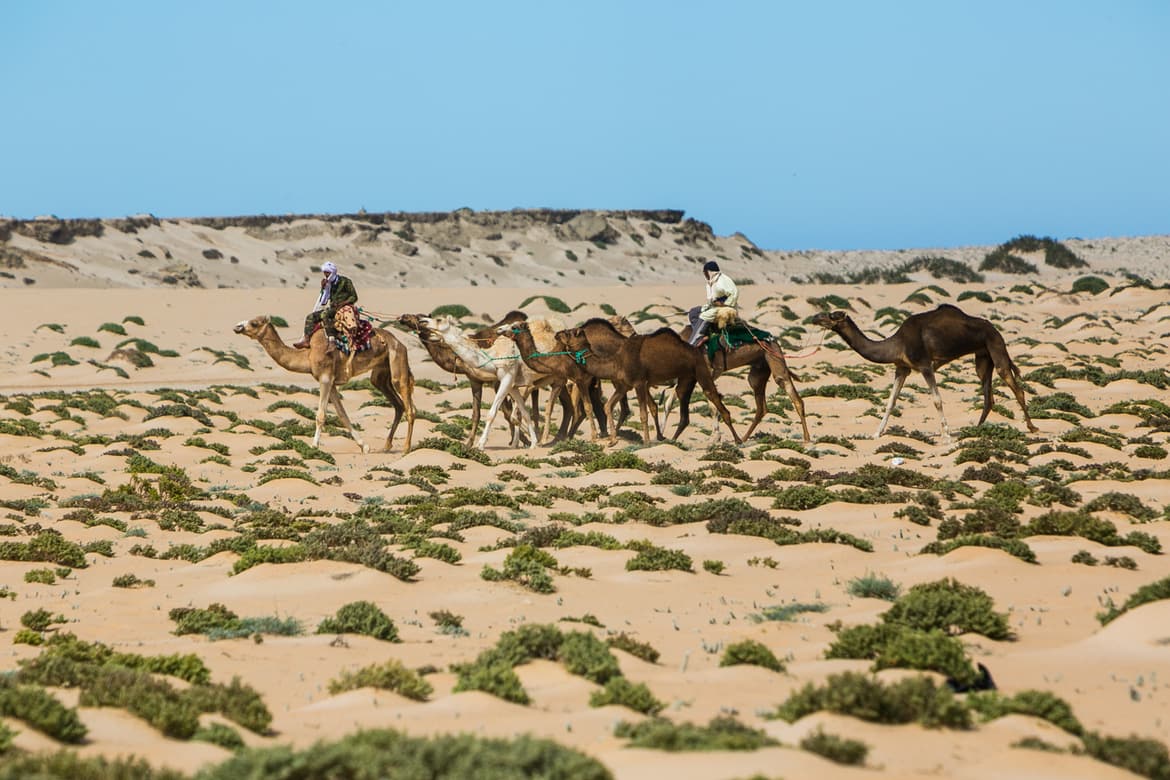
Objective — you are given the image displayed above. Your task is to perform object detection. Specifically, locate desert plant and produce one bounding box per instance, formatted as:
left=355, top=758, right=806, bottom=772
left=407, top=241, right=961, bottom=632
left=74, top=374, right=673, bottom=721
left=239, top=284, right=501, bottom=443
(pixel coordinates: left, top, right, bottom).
left=847, top=572, right=902, bottom=601
left=615, top=715, right=778, bottom=751
left=589, top=676, right=664, bottom=715
left=881, top=578, right=1013, bottom=639
left=1098, top=575, right=1170, bottom=625
left=606, top=632, right=660, bottom=664
left=800, top=728, right=869, bottom=765
left=769, top=671, right=971, bottom=729
left=558, top=630, right=621, bottom=684
left=316, top=601, right=399, bottom=642
left=328, top=659, right=433, bottom=700
left=720, top=639, right=784, bottom=672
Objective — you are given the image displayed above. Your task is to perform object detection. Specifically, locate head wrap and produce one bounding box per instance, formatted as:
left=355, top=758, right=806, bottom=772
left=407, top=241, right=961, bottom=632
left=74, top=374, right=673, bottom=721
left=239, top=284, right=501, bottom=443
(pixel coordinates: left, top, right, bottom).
left=316, top=262, right=340, bottom=309
left=702, top=260, right=720, bottom=274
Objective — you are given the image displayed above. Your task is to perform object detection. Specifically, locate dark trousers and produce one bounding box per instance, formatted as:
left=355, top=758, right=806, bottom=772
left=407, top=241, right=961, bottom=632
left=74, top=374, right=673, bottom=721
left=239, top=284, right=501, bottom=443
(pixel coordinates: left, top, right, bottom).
left=303, top=309, right=338, bottom=340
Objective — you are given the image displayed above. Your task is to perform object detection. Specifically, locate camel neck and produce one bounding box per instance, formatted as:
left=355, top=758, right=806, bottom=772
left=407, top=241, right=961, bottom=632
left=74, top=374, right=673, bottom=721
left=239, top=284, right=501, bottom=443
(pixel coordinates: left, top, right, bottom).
left=836, top=318, right=902, bottom=364
left=258, top=326, right=311, bottom=371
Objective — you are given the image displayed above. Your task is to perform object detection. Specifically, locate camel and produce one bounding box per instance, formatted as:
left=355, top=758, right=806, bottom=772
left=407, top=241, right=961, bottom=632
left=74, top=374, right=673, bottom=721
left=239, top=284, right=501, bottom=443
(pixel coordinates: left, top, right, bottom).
left=809, top=304, right=1038, bottom=439
left=399, top=312, right=570, bottom=447
left=497, top=319, right=609, bottom=442
left=233, top=316, right=415, bottom=454
left=419, top=314, right=547, bottom=449
left=557, top=325, right=742, bottom=446
left=667, top=321, right=811, bottom=443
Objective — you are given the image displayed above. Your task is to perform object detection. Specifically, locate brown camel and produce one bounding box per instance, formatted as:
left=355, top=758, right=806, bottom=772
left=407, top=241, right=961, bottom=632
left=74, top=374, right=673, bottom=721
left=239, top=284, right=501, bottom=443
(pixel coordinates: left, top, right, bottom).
left=672, top=322, right=811, bottom=443
left=497, top=319, right=609, bottom=442
left=233, top=316, right=416, bottom=453
left=809, top=304, right=1038, bottom=439
left=398, top=312, right=572, bottom=446
left=558, top=325, right=742, bottom=446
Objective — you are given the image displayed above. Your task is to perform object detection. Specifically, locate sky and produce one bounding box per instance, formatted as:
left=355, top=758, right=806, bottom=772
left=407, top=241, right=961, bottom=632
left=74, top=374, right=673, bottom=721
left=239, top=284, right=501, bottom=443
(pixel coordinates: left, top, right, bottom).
left=3, top=1, right=1167, bottom=251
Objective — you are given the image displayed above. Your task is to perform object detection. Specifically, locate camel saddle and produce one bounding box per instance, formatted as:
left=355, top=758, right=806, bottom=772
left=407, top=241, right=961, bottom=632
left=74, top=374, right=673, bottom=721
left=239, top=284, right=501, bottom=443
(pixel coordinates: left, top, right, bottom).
left=308, top=305, right=375, bottom=355
left=705, top=318, right=774, bottom=361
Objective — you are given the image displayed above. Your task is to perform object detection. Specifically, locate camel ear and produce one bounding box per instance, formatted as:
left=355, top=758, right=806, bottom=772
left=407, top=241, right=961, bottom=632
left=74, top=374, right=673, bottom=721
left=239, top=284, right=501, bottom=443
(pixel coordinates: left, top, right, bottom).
left=830, top=311, right=847, bottom=323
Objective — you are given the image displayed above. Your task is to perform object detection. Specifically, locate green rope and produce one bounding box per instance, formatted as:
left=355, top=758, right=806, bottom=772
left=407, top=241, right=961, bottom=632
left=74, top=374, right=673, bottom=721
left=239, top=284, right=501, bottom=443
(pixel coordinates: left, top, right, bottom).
left=527, top=349, right=588, bottom=365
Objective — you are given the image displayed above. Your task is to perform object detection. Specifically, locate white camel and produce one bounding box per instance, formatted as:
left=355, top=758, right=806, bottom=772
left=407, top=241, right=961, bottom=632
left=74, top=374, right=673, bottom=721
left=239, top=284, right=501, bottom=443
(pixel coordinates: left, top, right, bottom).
left=421, top=315, right=546, bottom=449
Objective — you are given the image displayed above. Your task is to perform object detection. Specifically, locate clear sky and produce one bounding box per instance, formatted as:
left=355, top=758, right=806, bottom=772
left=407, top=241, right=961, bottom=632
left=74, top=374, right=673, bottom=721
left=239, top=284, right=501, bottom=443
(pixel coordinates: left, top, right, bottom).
left=3, top=1, right=1167, bottom=250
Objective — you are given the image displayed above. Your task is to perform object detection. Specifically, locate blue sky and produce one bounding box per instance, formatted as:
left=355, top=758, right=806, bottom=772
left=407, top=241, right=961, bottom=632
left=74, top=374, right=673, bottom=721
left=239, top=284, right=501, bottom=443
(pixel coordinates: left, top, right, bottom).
left=3, top=2, right=1167, bottom=250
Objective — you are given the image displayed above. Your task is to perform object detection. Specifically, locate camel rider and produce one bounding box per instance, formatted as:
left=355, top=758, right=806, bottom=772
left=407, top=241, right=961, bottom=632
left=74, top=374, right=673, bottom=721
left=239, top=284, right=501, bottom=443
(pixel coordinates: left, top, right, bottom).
left=688, top=260, right=738, bottom=346
left=293, top=261, right=357, bottom=350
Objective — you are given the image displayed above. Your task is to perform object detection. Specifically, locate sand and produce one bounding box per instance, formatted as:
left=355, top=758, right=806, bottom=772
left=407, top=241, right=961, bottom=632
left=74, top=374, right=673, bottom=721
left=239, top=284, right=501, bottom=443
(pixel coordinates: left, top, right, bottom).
left=0, top=214, right=1168, bottom=778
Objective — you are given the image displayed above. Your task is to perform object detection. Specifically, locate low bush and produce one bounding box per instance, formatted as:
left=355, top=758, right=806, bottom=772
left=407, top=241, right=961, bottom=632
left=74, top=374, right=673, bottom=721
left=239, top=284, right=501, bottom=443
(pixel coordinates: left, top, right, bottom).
left=800, top=728, right=869, bottom=766
left=614, top=715, right=778, bottom=751
left=316, top=601, right=399, bottom=642
left=198, top=729, right=612, bottom=779
left=606, top=632, right=660, bottom=664
left=719, top=639, right=784, bottom=672
left=769, top=671, right=971, bottom=729
left=589, top=677, right=664, bottom=715
left=558, top=631, right=622, bottom=685
left=328, top=659, right=433, bottom=700
left=1098, top=575, right=1170, bottom=625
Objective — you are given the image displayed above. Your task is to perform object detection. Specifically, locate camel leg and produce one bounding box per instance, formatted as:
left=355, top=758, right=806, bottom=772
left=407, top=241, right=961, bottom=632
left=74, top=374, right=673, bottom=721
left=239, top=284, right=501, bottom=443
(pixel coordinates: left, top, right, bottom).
left=699, top=379, right=742, bottom=445
left=370, top=365, right=403, bottom=452
left=764, top=351, right=810, bottom=443
left=875, top=367, right=910, bottom=438
left=671, top=379, right=696, bottom=440
left=540, top=380, right=562, bottom=444
left=604, top=385, right=627, bottom=446
left=975, top=353, right=994, bottom=426
left=326, top=386, right=368, bottom=453
left=510, top=384, right=540, bottom=450
left=741, top=361, right=769, bottom=440
left=1000, top=360, right=1039, bottom=433
left=476, top=372, right=517, bottom=450
left=587, top=379, right=608, bottom=439
left=920, top=366, right=951, bottom=440
left=635, top=383, right=654, bottom=445
left=465, top=382, right=485, bottom=447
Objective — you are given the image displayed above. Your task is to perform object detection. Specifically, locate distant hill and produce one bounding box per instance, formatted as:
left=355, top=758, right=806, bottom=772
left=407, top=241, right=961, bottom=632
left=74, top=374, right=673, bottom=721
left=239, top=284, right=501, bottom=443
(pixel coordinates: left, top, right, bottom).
left=2, top=209, right=1166, bottom=289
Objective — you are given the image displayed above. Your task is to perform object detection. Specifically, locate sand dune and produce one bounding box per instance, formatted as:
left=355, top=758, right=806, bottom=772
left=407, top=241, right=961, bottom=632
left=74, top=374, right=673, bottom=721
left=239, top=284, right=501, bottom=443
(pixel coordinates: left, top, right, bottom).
left=0, top=216, right=1168, bottom=777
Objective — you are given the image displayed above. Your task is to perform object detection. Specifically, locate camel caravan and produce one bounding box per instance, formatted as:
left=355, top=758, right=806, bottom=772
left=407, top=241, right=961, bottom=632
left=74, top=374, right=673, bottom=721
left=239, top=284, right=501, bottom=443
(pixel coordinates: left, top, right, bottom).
left=234, top=299, right=1038, bottom=456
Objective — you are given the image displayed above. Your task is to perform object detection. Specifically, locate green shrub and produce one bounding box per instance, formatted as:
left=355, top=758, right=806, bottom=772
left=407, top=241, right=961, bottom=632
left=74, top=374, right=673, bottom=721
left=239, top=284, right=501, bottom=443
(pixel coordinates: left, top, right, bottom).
left=606, top=633, right=660, bottom=664
left=328, top=659, right=433, bottom=700
left=0, top=751, right=184, bottom=779
left=882, top=578, right=1013, bottom=639
left=1077, top=731, right=1170, bottom=780
left=614, top=715, right=778, bottom=751
left=750, top=602, right=828, bottom=622
left=482, top=544, right=558, bottom=593
left=589, top=677, right=664, bottom=715
left=169, top=603, right=241, bottom=635
left=198, top=729, right=612, bottom=780
left=702, top=559, right=725, bottom=575
left=1070, top=275, right=1109, bottom=295
left=769, top=671, right=971, bottom=729
left=429, top=304, right=472, bottom=318
left=316, top=601, right=399, bottom=642
left=720, top=639, right=784, bottom=672
left=800, top=728, right=869, bottom=765
left=1098, top=575, right=1170, bottom=625
left=848, top=572, right=902, bottom=601
left=23, top=567, right=56, bottom=584
left=452, top=659, right=530, bottom=704
left=625, top=540, right=693, bottom=572
left=967, top=689, right=1083, bottom=735
left=559, top=631, right=621, bottom=684
left=921, top=533, right=1037, bottom=563
left=0, top=677, right=88, bottom=743
left=21, top=608, right=64, bottom=632
left=193, top=722, right=246, bottom=751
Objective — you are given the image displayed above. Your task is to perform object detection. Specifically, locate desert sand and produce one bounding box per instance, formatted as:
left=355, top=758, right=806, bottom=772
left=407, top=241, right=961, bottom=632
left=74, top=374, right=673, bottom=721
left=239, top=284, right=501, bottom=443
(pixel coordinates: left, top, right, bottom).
left=0, top=211, right=1168, bottom=778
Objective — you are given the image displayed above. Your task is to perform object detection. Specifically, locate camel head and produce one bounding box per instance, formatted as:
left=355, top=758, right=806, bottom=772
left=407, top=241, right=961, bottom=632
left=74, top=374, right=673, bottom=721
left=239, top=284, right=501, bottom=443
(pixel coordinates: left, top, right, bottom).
left=233, top=316, right=272, bottom=340
left=556, top=327, right=590, bottom=353
left=809, top=311, right=850, bottom=332
left=398, top=313, right=427, bottom=332
left=496, top=320, right=530, bottom=340
left=418, top=315, right=459, bottom=343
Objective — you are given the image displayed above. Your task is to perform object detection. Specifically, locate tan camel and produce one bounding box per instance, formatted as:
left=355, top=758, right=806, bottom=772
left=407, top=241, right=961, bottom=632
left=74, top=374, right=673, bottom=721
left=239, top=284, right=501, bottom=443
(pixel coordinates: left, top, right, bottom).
left=233, top=316, right=415, bottom=454
left=398, top=312, right=571, bottom=446
left=809, top=303, right=1038, bottom=439
left=420, top=314, right=546, bottom=449
left=557, top=325, right=742, bottom=446
left=497, top=319, right=608, bottom=442
left=670, top=320, right=811, bottom=443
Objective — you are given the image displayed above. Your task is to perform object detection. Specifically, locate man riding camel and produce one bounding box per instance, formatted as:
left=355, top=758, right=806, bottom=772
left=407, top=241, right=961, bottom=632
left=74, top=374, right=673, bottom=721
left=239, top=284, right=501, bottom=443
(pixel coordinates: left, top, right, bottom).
left=293, top=261, right=358, bottom=350
left=688, top=260, right=738, bottom=346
